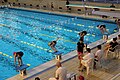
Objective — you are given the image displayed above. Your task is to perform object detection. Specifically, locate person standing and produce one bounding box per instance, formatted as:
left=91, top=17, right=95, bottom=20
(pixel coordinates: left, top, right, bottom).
left=66, top=0, right=69, bottom=11
left=51, top=2, right=54, bottom=11
left=77, top=38, right=85, bottom=69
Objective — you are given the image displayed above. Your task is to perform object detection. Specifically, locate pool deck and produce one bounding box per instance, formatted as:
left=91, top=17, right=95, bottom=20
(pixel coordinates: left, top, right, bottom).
left=6, top=6, right=120, bottom=80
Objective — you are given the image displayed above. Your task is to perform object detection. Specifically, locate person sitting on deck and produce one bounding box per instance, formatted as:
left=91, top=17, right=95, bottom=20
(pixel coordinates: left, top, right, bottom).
left=80, top=48, right=94, bottom=75
left=48, top=38, right=59, bottom=52
left=13, top=51, right=24, bottom=66
left=78, top=31, right=87, bottom=41
left=104, top=37, right=118, bottom=58
left=94, top=45, right=103, bottom=69
left=49, top=61, right=67, bottom=80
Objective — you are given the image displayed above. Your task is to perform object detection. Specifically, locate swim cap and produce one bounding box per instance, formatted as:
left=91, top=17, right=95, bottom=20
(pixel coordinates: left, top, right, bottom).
left=13, top=52, right=16, bottom=55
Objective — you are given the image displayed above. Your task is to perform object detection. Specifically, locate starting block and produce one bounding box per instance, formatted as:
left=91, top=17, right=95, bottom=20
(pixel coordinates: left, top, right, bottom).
left=52, top=51, right=62, bottom=60
left=15, top=64, right=30, bottom=76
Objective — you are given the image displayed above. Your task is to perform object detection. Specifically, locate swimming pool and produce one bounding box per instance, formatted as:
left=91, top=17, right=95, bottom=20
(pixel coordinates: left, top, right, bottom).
left=0, top=8, right=118, bottom=79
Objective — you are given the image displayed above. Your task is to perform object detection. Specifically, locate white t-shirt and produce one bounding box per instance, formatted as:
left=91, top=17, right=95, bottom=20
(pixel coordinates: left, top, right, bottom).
left=83, top=53, right=94, bottom=60
left=56, top=67, right=67, bottom=80
left=95, top=50, right=103, bottom=60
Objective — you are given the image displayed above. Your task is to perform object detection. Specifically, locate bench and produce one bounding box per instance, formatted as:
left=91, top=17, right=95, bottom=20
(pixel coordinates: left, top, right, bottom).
left=15, top=64, right=30, bottom=76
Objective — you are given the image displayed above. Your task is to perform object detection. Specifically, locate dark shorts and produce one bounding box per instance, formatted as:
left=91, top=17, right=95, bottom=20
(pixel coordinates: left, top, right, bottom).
left=18, top=57, right=22, bottom=61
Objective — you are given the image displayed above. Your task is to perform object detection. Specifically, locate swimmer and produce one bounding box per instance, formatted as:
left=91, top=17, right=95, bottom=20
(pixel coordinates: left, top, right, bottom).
left=97, top=25, right=109, bottom=34
left=13, top=51, right=24, bottom=66
left=48, top=38, right=59, bottom=52
left=78, top=31, right=87, bottom=41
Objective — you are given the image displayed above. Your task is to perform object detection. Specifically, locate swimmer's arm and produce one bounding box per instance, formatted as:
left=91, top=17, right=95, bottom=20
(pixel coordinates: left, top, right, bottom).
left=56, top=37, right=59, bottom=41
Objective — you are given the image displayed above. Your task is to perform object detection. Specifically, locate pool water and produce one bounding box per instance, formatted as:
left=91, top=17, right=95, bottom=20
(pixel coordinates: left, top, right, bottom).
left=0, top=8, right=118, bottom=79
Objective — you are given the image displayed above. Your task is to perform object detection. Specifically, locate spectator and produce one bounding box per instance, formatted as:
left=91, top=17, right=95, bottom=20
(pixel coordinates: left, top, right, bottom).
left=48, top=38, right=59, bottom=52
left=105, top=37, right=118, bottom=58
left=49, top=61, right=67, bottom=80
left=94, top=45, right=103, bottom=69
left=13, top=51, right=24, bottom=66
left=80, top=48, right=94, bottom=75
left=110, top=4, right=115, bottom=8
left=35, top=77, right=40, bottom=80
left=51, top=2, right=54, bottom=11
left=80, top=48, right=94, bottom=71
left=66, top=0, right=69, bottom=11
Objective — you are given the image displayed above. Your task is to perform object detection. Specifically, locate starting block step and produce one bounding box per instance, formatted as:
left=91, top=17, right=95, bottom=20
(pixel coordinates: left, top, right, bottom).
left=15, top=64, right=30, bottom=76
left=15, top=64, right=29, bottom=71
left=52, top=51, right=62, bottom=55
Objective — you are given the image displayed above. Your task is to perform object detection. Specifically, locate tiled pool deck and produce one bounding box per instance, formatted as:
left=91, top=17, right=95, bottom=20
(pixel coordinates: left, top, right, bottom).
left=5, top=6, right=120, bottom=80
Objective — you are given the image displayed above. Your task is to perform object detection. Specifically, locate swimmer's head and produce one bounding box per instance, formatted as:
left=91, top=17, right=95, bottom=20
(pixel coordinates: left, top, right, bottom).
left=102, top=25, right=106, bottom=28
left=82, top=31, right=87, bottom=35
left=48, top=42, right=52, bottom=46
left=97, top=25, right=99, bottom=27
left=13, top=52, right=17, bottom=57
